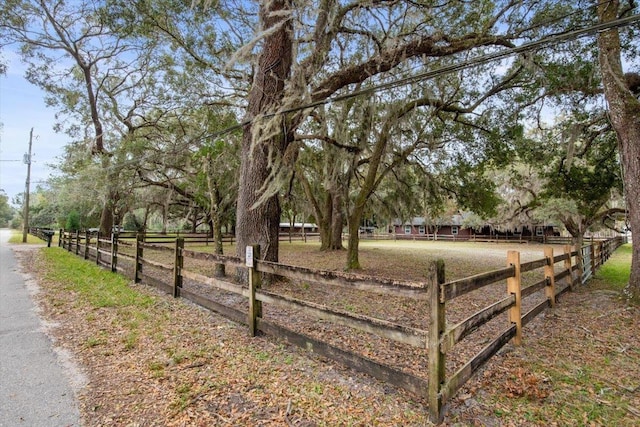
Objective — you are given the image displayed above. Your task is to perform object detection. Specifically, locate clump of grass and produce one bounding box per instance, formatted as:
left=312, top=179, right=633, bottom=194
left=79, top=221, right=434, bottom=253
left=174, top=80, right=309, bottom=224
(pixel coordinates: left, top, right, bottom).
left=148, top=360, right=166, bottom=378
left=172, top=383, right=194, bottom=411
left=85, top=334, right=107, bottom=348
left=123, top=331, right=140, bottom=351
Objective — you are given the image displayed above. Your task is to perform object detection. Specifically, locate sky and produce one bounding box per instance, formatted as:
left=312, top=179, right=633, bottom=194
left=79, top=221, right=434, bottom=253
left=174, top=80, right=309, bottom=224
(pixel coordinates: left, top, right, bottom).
left=0, top=53, right=68, bottom=205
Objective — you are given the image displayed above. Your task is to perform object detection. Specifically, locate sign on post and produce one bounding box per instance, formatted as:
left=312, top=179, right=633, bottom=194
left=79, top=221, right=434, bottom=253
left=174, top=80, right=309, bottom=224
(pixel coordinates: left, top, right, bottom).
left=246, top=245, right=254, bottom=268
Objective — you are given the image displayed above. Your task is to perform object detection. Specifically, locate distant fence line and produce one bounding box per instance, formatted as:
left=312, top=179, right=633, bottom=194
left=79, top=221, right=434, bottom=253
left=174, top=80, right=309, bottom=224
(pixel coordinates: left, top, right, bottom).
left=51, top=228, right=626, bottom=424
left=28, top=227, right=599, bottom=246
left=27, top=227, right=55, bottom=247
left=356, top=231, right=610, bottom=245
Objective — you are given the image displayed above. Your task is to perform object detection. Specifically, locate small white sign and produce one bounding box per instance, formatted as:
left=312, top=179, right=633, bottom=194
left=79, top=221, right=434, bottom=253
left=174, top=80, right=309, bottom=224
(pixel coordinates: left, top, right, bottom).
left=245, top=246, right=254, bottom=267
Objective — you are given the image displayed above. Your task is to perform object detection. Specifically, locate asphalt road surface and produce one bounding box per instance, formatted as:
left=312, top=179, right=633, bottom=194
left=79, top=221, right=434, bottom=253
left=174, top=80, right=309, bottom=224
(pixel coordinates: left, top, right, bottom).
left=0, top=229, right=82, bottom=426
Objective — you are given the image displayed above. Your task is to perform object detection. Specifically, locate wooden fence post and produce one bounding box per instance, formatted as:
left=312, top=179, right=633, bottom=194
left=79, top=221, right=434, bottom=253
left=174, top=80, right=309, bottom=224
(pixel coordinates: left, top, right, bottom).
left=564, top=245, right=574, bottom=290
left=134, top=233, right=143, bottom=283
left=173, top=238, right=184, bottom=298
left=96, top=232, right=101, bottom=266
left=428, top=259, right=446, bottom=424
left=84, top=230, right=90, bottom=260
left=111, top=232, right=118, bottom=273
left=544, top=247, right=556, bottom=308
left=507, top=251, right=522, bottom=346
left=590, top=242, right=596, bottom=276
left=577, top=245, right=585, bottom=285
left=598, top=241, right=604, bottom=269
left=58, top=229, right=63, bottom=248
left=247, top=245, right=261, bottom=337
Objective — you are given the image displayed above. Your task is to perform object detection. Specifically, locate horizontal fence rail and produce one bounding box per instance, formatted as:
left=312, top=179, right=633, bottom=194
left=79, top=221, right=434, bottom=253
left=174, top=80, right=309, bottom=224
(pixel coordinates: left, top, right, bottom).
left=353, top=232, right=610, bottom=245
left=54, top=229, right=627, bottom=424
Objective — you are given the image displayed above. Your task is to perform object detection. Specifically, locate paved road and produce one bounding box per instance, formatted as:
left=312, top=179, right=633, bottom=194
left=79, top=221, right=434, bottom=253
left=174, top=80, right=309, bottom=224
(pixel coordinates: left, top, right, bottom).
left=0, top=229, right=82, bottom=426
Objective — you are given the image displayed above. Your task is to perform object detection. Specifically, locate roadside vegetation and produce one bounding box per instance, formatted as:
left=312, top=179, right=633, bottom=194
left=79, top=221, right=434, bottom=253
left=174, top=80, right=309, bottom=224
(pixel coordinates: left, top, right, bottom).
left=8, top=230, right=44, bottom=244
left=16, top=241, right=638, bottom=426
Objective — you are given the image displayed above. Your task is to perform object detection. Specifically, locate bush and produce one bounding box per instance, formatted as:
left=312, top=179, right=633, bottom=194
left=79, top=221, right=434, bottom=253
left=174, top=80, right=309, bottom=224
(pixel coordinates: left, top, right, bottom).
left=65, top=210, right=81, bottom=231
left=10, top=214, right=23, bottom=229
left=123, top=212, right=145, bottom=232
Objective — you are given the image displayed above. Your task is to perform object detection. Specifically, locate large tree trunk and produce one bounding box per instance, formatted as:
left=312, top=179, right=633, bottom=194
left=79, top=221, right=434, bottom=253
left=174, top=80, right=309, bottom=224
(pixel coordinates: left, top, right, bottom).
left=346, top=197, right=367, bottom=269
left=204, top=154, right=227, bottom=276
left=300, top=172, right=344, bottom=251
left=235, top=0, right=293, bottom=264
left=99, top=187, right=118, bottom=235
left=142, top=206, right=150, bottom=232
left=99, top=201, right=114, bottom=236
left=190, top=207, right=198, bottom=233
left=346, top=211, right=362, bottom=270
left=319, top=221, right=331, bottom=250
left=597, top=0, right=640, bottom=301
left=211, top=208, right=225, bottom=277
left=161, top=200, right=168, bottom=234
left=329, top=191, right=345, bottom=250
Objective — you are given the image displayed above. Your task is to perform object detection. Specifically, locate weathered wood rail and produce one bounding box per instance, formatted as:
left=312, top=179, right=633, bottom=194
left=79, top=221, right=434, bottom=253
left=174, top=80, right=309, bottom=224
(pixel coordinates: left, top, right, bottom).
left=117, top=231, right=234, bottom=245
left=56, top=229, right=626, bottom=423
left=359, top=232, right=615, bottom=246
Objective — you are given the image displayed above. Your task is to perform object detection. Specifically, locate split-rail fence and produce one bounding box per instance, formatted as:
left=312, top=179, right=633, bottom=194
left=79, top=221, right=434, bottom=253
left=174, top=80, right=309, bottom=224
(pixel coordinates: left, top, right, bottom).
left=53, top=229, right=625, bottom=423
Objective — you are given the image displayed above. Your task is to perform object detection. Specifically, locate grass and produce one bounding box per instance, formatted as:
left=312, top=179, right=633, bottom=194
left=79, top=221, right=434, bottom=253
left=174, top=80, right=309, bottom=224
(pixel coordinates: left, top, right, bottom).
left=592, top=243, right=633, bottom=290
left=8, top=230, right=44, bottom=244
left=40, top=248, right=155, bottom=308
left=39, top=247, right=158, bottom=359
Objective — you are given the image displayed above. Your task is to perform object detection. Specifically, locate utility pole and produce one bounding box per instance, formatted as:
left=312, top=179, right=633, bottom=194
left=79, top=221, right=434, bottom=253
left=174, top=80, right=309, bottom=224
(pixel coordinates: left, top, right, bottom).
left=22, top=128, right=33, bottom=243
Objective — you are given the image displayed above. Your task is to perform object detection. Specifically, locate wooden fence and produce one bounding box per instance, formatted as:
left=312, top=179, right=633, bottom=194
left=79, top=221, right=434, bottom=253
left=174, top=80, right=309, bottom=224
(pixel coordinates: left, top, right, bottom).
left=428, top=237, right=625, bottom=421
left=117, top=231, right=234, bottom=245
left=28, top=227, right=55, bottom=247
left=359, top=232, right=595, bottom=245
left=56, top=229, right=626, bottom=423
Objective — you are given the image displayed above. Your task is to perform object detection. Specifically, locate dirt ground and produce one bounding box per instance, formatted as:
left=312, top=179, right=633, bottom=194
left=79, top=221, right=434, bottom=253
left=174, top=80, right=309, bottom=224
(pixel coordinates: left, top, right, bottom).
left=14, top=241, right=640, bottom=426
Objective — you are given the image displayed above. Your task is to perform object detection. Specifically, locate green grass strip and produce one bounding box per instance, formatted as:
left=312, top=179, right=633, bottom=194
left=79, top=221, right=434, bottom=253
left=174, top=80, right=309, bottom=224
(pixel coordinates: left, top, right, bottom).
left=40, top=248, right=155, bottom=308
left=8, top=230, right=44, bottom=244
left=593, top=243, right=632, bottom=290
